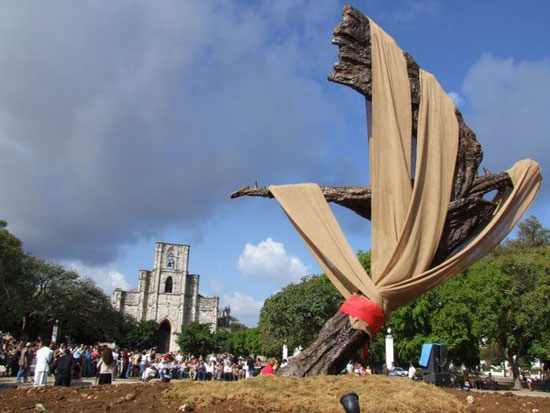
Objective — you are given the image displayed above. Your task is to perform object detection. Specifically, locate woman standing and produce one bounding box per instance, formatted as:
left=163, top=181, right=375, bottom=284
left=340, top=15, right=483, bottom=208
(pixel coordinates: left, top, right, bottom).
left=96, top=347, right=115, bottom=385
left=120, top=350, right=129, bottom=378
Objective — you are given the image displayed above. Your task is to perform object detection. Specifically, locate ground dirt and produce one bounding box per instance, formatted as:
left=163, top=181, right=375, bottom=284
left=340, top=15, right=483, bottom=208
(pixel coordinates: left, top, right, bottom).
left=0, top=376, right=549, bottom=412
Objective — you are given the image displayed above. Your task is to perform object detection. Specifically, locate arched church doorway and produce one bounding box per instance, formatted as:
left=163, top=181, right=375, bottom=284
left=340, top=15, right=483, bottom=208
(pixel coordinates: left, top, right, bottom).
left=158, top=320, right=171, bottom=353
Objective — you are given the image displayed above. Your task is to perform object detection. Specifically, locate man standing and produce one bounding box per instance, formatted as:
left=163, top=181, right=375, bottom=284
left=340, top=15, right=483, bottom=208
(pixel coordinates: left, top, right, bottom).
left=246, top=356, right=255, bottom=379
left=52, top=349, right=73, bottom=386
left=33, top=341, right=53, bottom=386
left=16, top=342, right=33, bottom=384
left=72, top=344, right=83, bottom=379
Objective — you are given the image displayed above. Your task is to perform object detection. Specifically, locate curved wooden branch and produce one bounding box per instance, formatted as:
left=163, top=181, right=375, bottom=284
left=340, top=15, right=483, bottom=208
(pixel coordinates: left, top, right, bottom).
left=231, top=171, right=512, bottom=261
left=231, top=185, right=372, bottom=219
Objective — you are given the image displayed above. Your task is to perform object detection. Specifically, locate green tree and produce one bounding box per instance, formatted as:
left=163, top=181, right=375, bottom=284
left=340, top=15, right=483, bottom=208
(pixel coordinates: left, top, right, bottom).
left=388, top=216, right=550, bottom=382
left=213, top=328, right=232, bottom=353
left=121, top=319, right=160, bottom=350
left=514, top=215, right=550, bottom=247
left=0, top=220, right=157, bottom=347
left=0, top=221, right=30, bottom=332
left=176, top=322, right=215, bottom=357
left=228, top=320, right=247, bottom=332
left=480, top=341, right=504, bottom=367
left=213, top=316, right=260, bottom=356
left=484, top=243, right=550, bottom=387
left=229, top=328, right=261, bottom=356
left=357, top=250, right=371, bottom=272
left=21, top=259, right=127, bottom=343
left=258, top=274, right=343, bottom=356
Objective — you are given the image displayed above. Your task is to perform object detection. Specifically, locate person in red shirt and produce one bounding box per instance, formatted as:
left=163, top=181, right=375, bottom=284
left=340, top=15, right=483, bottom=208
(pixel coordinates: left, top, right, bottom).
left=261, top=361, right=275, bottom=376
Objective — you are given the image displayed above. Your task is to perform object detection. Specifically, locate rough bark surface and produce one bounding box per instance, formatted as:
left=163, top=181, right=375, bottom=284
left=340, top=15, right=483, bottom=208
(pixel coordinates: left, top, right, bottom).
left=231, top=5, right=515, bottom=376
left=277, top=311, right=370, bottom=376
left=231, top=185, right=372, bottom=220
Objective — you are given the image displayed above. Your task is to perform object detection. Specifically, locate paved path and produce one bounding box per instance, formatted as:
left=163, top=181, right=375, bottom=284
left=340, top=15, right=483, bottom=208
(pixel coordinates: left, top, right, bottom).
left=0, top=375, right=141, bottom=390
left=470, top=388, right=550, bottom=398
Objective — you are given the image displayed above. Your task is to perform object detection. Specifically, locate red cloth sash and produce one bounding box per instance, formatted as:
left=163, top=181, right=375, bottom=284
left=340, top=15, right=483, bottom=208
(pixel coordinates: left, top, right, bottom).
left=339, top=295, right=386, bottom=335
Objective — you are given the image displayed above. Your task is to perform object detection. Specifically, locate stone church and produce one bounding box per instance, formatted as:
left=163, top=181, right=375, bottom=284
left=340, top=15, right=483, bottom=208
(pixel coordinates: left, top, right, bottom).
left=112, top=242, right=230, bottom=353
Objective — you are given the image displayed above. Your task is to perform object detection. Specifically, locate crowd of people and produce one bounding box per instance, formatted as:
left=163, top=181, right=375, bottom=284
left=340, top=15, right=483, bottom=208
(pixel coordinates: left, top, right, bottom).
left=0, top=339, right=119, bottom=386
left=141, top=354, right=282, bottom=382
left=0, top=334, right=282, bottom=387
left=345, top=362, right=373, bottom=377
left=3, top=334, right=549, bottom=392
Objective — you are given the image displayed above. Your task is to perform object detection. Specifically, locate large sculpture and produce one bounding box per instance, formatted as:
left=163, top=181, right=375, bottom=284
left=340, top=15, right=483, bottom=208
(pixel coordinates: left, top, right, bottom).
left=232, top=5, right=542, bottom=376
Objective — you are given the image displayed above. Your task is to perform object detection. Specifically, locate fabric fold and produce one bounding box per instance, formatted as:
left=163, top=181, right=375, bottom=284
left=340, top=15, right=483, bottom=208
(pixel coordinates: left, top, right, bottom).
left=369, top=19, right=413, bottom=278
left=380, top=159, right=542, bottom=311
left=268, top=184, right=379, bottom=303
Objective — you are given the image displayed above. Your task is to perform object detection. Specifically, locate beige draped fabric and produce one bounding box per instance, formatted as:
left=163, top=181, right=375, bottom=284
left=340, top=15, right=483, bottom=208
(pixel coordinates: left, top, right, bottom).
left=268, top=18, right=542, bottom=330
left=268, top=184, right=378, bottom=303
left=381, top=159, right=541, bottom=311
left=369, top=19, right=413, bottom=277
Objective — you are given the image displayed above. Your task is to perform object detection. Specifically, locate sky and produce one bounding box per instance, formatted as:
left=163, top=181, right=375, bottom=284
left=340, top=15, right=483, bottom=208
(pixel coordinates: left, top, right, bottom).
left=1, top=0, right=549, bottom=326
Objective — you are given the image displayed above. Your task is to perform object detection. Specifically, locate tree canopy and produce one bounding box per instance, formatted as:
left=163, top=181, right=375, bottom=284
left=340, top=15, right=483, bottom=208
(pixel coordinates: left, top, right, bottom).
left=0, top=220, right=30, bottom=331
left=258, top=273, right=343, bottom=356
left=176, top=321, right=260, bottom=357
left=0, top=220, right=156, bottom=348
left=387, top=215, right=550, bottom=383
left=256, top=216, right=550, bottom=378
left=177, top=322, right=216, bottom=357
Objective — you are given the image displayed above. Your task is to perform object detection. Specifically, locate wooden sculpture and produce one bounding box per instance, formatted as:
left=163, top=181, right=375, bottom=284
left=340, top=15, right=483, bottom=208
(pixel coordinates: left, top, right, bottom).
left=231, top=5, right=541, bottom=376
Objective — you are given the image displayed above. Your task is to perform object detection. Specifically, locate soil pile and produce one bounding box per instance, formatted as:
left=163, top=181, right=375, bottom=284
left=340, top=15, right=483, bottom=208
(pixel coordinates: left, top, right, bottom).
left=0, top=376, right=549, bottom=412
left=0, top=382, right=175, bottom=412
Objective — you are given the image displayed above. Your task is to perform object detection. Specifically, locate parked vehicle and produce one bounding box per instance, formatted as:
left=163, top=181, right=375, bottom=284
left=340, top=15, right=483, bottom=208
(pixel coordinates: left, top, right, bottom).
left=389, top=367, right=408, bottom=377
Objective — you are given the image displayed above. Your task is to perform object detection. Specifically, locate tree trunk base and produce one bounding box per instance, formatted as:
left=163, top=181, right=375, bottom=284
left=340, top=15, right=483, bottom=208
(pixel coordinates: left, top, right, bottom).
left=277, top=311, right=369, bottom=377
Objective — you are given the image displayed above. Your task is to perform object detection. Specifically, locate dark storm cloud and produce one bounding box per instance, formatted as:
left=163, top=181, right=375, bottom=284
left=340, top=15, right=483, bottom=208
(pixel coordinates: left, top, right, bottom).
left=0, top=1, right=360, bottom=264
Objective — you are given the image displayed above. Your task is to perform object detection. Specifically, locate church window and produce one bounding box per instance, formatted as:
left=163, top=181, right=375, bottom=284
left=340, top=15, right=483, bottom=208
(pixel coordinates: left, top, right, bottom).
left=167, top=252, right=175, bottom=269
left=165, top=276, right=173, bottom=293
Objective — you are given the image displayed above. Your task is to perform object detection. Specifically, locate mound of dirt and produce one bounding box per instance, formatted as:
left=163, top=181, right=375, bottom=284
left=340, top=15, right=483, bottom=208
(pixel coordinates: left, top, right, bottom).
left=443, top=388, right=550, bottom=413
left=0, top=382, right=177, bottom=413
left=167, top=375, right=465, bottom=412
left=1, top=376, right=549, bottom=412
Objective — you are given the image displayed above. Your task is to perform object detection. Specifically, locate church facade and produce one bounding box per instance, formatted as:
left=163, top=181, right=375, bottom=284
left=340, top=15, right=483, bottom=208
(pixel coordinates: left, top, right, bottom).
left=112, top=242, right=229, bottom=353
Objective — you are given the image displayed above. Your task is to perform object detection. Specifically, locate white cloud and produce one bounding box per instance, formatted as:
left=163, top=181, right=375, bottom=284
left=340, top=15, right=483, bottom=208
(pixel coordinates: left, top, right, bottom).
left=461, top=54, right=550, bottom=200
left=209, top=279, right=224, bottom=296
left=62, top=261, right=132, bottom=293
left=237, top=238, right=310, bottom=283
left=447, top=91, right=464, bottom=107
left=222, top=292, right=264, bottom=327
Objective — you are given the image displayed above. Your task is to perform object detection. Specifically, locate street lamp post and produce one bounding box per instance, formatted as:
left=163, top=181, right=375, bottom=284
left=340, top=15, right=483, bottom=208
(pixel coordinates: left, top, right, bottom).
left=385, top=327, right=394, bottom=372
left=51, top=319, right=59, bottom=344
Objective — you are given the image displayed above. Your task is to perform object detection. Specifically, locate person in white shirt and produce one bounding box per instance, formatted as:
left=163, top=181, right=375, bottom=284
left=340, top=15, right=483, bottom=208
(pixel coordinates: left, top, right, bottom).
left=223, top=363, right=233, bottom=381
left=97, top=347, right=116, bottom=385
left=142, top=365, right=157, bottom=382
left=408, top=363, right=417, bottom=380
left=33, top=342, right=54, bottom=387
left=345, top=361, right=353, bottom=374
left=205, top=361, right=214, bottom=380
